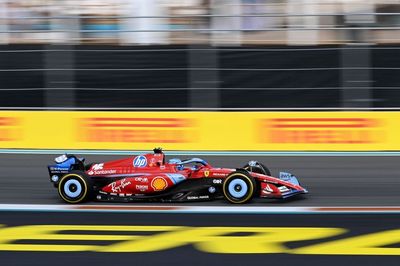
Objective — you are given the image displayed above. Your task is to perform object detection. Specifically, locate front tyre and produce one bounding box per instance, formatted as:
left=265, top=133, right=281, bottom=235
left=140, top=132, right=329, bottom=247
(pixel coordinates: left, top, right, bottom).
left=58, top=171, right=93, bottom=204
left=223, top=171, right=257, bottom=204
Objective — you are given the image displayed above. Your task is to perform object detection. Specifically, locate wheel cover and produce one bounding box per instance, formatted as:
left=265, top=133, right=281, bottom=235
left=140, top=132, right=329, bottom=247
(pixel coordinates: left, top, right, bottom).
left=228, top=179, right=248, bottom=198
left=63, top=179, right=82, bottom=198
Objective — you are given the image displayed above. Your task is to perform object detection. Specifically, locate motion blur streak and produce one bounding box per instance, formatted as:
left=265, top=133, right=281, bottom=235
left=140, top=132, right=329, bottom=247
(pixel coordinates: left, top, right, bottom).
left=0, top=225, right=346, bottom=253
left=0, top=224, right=398, bottom=255
left=2, top=0, right=397, bottom=45
left=0, top=212, right=399, bottom=266
left=0, top=111, right=399, bottom=150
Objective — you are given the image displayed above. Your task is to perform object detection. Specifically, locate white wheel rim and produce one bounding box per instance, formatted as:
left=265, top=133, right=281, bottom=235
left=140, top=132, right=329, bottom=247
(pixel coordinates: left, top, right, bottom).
left=63, top=179, right=82, bottom=198
left=228, top=179, right=248, bottom=198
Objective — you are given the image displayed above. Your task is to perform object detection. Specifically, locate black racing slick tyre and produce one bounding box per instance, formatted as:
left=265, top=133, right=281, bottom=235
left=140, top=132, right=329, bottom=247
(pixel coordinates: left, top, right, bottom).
left=243, top=162, right=271, bottom=176
left=223, top=171, right=257, bottom=204
left=58, top=171, right=93, bottom=204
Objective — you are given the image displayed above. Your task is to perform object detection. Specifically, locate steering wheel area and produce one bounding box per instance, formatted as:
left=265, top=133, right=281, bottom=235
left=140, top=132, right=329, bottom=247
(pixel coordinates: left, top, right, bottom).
left=169, top=158, right=209, bottom=171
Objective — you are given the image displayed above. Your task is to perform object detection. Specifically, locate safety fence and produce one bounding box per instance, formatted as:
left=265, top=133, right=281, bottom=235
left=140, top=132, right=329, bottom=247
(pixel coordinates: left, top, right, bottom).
left=1, top=44, right=400, bottom=109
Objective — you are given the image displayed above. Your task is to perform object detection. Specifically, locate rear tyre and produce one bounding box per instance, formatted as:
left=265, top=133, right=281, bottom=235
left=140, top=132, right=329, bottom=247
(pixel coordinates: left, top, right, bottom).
left=58, top=171, right=93, bottom=204
left=223, top=171, right=257, bottom=204
left=243, top=161, right=271, bottom=176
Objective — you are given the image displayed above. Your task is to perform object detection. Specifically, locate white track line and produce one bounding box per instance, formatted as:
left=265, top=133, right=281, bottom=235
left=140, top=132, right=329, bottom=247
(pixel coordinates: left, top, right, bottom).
left=0, top=204, right=400, bottom=214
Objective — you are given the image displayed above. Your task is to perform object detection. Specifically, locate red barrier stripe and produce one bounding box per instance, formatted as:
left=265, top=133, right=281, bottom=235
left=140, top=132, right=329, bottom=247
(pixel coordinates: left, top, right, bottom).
left=88, top=123, right=183, bottom=128
left=272, top=118, right=369, bottom=122
left=83, top=118, right=190, bottom=127
left=87, top=118, right=182, bottom=122
left=0, top=117, right=17, bottom=126
left=272, top=124, right=370, bottom=128
left=267, top=118, right=375, bottom=128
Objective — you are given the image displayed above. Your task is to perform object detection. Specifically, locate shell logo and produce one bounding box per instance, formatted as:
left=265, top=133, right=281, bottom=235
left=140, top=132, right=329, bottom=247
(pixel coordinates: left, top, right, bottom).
left=151, top=176, right=168, bottom=191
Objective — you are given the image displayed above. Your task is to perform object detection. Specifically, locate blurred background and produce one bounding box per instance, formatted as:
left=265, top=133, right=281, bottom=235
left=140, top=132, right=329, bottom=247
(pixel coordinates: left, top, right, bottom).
left=0, top=0, right=399, bottom=109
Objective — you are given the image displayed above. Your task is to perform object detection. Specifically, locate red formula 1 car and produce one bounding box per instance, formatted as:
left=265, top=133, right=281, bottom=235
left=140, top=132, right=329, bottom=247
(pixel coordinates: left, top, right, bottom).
left=48, top=148, right=308, bottom=204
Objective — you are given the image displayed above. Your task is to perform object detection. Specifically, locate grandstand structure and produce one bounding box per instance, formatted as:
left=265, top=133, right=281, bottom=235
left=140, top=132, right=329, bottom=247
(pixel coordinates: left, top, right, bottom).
left=0, top=0, right=399, bottom=110
left=0, top=0, right=399, bottom=45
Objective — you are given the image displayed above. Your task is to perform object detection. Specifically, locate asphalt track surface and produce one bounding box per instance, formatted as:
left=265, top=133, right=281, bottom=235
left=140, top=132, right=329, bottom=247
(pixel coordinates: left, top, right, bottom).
left=0, top=154, right=399, bottom=206
left=0, top=154, right=399, bottom=266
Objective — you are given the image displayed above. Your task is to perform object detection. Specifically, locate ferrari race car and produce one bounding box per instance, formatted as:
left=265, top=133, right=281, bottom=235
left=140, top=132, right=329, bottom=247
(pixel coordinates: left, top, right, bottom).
left=48, top=148, right=308, bottom=204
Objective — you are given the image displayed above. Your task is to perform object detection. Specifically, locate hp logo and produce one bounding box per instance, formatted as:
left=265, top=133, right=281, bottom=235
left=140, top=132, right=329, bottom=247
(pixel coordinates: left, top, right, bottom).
left=133, top=155, right=147, bottom=167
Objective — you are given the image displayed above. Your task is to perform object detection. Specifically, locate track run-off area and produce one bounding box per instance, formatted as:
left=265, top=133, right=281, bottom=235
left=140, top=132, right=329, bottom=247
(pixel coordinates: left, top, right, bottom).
left=0, top=152, right=399, bottom=265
